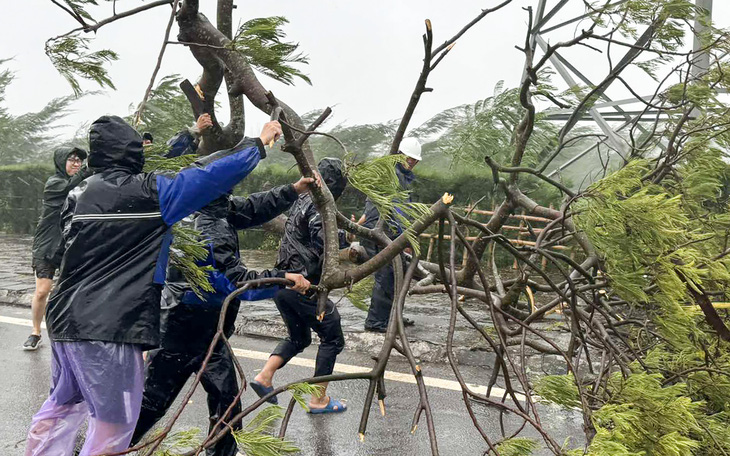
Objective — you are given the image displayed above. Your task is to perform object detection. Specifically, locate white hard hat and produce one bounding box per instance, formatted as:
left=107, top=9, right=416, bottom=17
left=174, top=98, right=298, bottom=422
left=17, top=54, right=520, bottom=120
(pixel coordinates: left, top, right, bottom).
left=399, top=137, right=422, bottom=161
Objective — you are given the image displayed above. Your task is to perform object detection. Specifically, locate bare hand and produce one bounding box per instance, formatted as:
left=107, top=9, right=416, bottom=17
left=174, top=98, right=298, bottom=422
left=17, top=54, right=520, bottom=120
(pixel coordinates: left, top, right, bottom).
left=260, top=121, right=283, bottom=147
left=292, top=176, right=318, bottom=195
left=285, top=273, right=310, bottom=293
left=196, top=113, right=213, bottom=132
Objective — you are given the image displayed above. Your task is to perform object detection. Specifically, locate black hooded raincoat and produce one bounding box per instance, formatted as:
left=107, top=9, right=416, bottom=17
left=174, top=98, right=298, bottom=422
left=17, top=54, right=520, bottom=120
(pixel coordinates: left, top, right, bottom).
left=45, top=116, right=266, bottom=350
left=31, top=147, right=91, bottom=267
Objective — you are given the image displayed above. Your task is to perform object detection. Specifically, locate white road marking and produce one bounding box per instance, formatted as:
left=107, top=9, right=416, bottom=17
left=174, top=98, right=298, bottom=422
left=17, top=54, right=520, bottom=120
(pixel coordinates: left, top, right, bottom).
left=0, top=315, right=527, bottom=401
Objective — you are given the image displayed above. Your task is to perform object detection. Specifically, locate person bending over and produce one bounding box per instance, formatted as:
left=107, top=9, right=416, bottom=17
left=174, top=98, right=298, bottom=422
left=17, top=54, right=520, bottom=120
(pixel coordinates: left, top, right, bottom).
left=251, top=158, right=350, bottom=414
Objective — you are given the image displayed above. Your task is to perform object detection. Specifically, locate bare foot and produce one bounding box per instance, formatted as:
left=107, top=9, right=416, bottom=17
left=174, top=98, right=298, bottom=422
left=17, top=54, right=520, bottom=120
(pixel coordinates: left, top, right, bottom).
left=253, top=374, right=272, bottom=388
left=308, top=396, right=331, bottom=410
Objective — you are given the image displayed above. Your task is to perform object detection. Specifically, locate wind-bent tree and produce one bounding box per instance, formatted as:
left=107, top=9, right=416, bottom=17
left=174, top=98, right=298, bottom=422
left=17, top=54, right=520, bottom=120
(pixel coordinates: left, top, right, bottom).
left=0, top=60, right=80, bottom=165
left=42, top=1, right=730, bottom=455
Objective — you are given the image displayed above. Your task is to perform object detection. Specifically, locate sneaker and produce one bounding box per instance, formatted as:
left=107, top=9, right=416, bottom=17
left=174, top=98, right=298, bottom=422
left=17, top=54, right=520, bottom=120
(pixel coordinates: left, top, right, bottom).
left=23, top=334, right=42, bottom=351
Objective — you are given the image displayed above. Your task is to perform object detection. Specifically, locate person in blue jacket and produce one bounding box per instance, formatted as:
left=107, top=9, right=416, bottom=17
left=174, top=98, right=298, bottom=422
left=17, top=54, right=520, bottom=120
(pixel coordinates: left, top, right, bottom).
left=25, top=115, right=286, bottom=456
left=131, top=179, right=314, bottom=456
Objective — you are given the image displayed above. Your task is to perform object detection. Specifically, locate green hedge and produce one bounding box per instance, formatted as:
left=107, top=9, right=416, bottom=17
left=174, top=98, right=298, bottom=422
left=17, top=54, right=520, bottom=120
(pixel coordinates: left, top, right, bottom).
left=0, top=164, right=53, bottom=234
left=0, top=162, right=518, bottom=239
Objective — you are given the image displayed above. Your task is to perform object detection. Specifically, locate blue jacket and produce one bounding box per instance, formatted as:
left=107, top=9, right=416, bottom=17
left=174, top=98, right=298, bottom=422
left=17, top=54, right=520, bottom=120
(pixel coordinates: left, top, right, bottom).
left=46, top=115, right=266, bottom=349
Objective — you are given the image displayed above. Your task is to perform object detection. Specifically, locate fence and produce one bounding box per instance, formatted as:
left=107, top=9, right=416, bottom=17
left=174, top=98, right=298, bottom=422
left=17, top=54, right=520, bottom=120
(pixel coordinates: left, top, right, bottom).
left=421, top=205, right=573, bottom=270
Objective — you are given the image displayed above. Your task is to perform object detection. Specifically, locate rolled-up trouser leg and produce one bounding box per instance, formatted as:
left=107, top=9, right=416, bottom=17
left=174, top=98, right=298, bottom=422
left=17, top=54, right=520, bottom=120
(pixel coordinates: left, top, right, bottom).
left=312, top=305, right=345, bottom=377
left=25, top=342, right=88, bottom=456
left=200, top=342, right=241, bottom=456
left=132, top=348, right=198, bottom=445
left=365, top=261, right=395, bottom=330
left=271, top=289, right=313, bottom=366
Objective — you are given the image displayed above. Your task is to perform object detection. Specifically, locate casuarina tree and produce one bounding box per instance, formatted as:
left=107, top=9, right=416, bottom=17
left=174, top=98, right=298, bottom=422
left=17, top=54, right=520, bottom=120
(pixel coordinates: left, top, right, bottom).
left=42, top=1, right=730, bottom=455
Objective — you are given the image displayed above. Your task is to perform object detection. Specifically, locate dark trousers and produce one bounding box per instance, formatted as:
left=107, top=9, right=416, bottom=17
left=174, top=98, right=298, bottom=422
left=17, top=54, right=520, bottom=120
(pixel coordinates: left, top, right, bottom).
left=131, top=341, right=241, bottom=456
left=271, top=289, right=345, bottom=377
left=364, top=260, right=396, bottom=331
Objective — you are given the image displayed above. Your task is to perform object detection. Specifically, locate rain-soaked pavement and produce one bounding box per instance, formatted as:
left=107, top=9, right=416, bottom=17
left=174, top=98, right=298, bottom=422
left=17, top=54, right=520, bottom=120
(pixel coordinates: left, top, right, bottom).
left=0, top=305, right=585, bottom=456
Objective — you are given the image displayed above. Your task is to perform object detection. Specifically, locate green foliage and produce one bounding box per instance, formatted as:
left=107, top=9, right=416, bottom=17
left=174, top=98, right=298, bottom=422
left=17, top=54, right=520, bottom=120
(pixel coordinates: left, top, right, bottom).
left=150, top=428, right=202, bottom=456
left=0, top=164, right=52, bottom=233
left=491, top=438, right=538, bottom=456
left=59, top=0, right=100, bottom=23
left=572, top=138, right=730, bottom=455
left=587, top=373, right=701, bottom=456
left=288, top=382, right=324, bottom=412
left=45, top=34, right=118, bottom=95
left=0, top=60, right=80, bottom=165
left=347, top=154, right=432, bottom=254
left=233, top=406, right=300, bottom=456
left=130, top=75, right=196, bottom=141
left=230, top=17, right=310, bottom=85
left=142, top=150, right=213, bottom=298
left=344, top=275, right=374, bottom=311
left=534, top=373, right=581, bottom=409
left=574, top=157, right=730, bottom=346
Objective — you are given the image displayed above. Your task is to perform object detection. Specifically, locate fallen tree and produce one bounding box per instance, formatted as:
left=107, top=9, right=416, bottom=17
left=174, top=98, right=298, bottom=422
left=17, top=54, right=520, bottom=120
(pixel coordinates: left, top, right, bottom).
left=44, top=1, right=730, bottom=455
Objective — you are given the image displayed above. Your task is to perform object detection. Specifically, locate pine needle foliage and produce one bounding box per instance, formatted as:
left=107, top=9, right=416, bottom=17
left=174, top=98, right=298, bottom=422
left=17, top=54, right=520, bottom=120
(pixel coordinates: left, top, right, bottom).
left=490, top=438, right=539, bottom=456
left=229, top=17, right=311, bottom=86
left=130, top=75, right=196, bottom=141
left=567, top=105, right=730, bottom=454
left=534, top=373, right=581, bottom=409
left=142, top=148, right=213, bottom=297
left=347, top=154, right=432, bottom=254
left=0, top=60, right=80, bottom=165
left=233, top=406, right=300, bottom=456
left=344, top=275, right=375, bottom=311
left=288, top=382, right=324, bottom=412
left=45, top=34, right=118, bottom=96
left=149, top=428, right=203, bottom=456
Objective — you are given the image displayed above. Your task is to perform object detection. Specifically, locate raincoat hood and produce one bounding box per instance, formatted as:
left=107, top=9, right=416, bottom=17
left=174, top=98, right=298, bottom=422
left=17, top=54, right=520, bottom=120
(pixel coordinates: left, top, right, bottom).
left=53, top=147, right=87, bottom=178
left=317, top=157, right=347, bottom=200
left=88, top=115, right=145, bottom=173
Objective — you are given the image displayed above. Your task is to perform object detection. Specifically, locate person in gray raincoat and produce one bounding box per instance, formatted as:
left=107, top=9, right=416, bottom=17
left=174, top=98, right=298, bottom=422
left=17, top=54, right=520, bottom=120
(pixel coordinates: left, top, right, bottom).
left=24, top=147, right=92, bottom=351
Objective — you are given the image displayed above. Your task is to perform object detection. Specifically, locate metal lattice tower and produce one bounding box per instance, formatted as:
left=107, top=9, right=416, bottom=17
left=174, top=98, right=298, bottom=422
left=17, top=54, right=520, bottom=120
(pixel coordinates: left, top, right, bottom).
left=525, top=0, right=714, bottom=180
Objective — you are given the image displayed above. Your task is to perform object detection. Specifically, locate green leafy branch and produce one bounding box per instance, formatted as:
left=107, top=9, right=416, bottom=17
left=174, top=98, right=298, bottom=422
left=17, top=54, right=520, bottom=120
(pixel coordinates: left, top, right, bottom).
left=45, top=34, right=118, bottom=95
left=230, top=16, right=311, bottom=86
left=347, top=153, right=432, bottom=254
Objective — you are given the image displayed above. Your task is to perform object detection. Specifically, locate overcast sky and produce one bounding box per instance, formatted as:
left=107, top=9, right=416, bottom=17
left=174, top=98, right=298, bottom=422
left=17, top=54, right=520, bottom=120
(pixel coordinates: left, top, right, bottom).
left=5, top=0, right=730, bottom=140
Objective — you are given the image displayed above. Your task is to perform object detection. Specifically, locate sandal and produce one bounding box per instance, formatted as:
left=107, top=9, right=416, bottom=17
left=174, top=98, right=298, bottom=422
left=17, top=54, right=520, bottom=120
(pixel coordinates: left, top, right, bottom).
left=250, top=380, right=278, bottom=405
left=309, top=397, right=347, bottom=414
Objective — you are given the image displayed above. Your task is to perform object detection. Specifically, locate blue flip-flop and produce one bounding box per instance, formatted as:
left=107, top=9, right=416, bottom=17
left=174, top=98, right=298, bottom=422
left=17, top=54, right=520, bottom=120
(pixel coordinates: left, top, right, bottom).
left=250, top=380, right=278, bottom=405
left=309, top=397, right=347, bottom=414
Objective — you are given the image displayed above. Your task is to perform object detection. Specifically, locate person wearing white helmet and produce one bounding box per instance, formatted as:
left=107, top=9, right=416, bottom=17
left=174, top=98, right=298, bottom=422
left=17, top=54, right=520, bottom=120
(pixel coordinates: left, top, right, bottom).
left=358, top=138, right=421, bottom=332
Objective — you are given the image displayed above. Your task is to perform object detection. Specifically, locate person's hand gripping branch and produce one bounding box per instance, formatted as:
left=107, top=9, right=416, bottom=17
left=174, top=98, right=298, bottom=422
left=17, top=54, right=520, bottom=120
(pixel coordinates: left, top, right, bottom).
left=259, top=121, right=283, bottom=148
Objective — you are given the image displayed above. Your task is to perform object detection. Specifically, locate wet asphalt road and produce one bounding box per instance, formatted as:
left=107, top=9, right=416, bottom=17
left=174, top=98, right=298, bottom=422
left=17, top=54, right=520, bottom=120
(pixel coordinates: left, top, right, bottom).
left=0, top=304, right=584, bottom=455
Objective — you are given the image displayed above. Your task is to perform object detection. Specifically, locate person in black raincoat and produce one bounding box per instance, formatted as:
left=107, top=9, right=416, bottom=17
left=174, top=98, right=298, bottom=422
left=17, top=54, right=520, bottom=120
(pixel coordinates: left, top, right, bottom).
left=131, top=178, right=315, bottom=456
left=362, top=138, right=422, bottom=333
left=251, top=158, right=350, bottom=414
left=24, top=147, right=92, bottom=351
left=25, top=115, right=283, bottom=456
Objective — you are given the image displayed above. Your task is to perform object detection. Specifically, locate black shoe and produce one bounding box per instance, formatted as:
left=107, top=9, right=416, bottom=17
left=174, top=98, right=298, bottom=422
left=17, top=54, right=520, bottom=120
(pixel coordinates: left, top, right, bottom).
left=403, top=317, right=415, bottom=327
left=23, top=334, right=42, bottom=351
left=364, top=325, right=387, bottom=333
